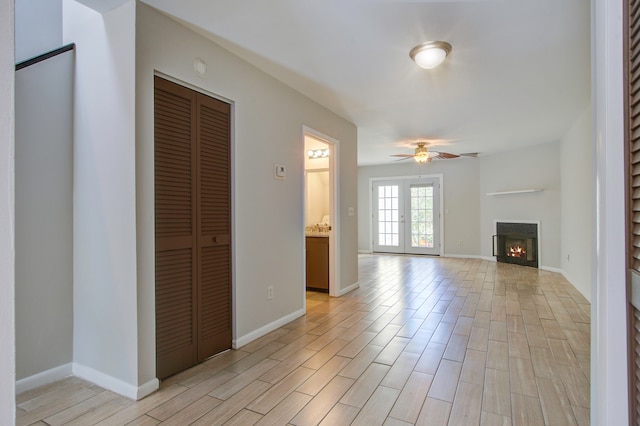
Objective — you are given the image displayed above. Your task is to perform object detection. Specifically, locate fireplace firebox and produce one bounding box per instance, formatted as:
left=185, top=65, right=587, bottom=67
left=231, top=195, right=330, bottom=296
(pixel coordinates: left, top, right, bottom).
left=493, top=222, right=538, bottom=268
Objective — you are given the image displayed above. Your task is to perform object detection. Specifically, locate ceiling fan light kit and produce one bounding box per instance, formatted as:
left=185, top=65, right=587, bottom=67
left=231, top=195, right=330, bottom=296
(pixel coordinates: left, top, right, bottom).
left=413, top=144, right=430, bottom=163
left=410, top=41, right=452, bottom=69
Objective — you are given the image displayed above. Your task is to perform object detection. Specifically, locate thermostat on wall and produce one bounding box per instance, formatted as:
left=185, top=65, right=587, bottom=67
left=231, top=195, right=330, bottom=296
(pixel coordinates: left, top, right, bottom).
left=275, top=164, right=286, bottom=180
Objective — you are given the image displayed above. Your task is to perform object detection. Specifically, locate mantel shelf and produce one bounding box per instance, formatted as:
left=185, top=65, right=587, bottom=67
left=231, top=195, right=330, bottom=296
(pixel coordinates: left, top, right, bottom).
left=486, top=189, right=544, bottom=196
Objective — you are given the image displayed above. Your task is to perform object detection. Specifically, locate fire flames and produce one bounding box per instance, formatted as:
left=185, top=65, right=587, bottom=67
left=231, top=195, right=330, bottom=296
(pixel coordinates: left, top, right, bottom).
left=507, top=245, right=526, bottom=258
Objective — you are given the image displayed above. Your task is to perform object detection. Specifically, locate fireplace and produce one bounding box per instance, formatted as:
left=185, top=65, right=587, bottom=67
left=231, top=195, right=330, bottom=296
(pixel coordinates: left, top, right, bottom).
left=493, top=222, right=538, bottom=268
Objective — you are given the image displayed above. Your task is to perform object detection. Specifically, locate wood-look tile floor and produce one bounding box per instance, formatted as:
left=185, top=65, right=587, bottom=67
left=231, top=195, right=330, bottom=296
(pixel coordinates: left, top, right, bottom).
left=16, top=255, right=591, bottom=425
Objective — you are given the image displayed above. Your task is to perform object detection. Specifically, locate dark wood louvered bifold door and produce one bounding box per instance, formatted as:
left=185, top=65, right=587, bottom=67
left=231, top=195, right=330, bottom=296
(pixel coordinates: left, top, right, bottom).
left=154, top=76, right=231, bottom=380
left=627, top=0, right=640, bottom=422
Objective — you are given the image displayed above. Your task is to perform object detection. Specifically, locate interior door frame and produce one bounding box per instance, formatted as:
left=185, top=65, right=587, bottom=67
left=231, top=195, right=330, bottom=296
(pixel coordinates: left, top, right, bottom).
left=303, top=126, right=340, bottom=298
left=369, top=173, right=444, bottom=256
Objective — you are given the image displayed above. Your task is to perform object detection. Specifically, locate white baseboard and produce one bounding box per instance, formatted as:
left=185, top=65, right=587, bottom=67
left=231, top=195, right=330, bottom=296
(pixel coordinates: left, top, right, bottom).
left=136, top=378, right=160, bottom=400
left=540, top=266, right=564, bottom=274
left=338, top=281, right=359, bottom=296
left=73, top=363, right=158, bottom=400
left=443, top=254, right=487, bottom=260
left=15, top=362, right=73, bottom=394
left=358, top=250, right=372, bottom=254
left=233, top=308, right=305, bottom=349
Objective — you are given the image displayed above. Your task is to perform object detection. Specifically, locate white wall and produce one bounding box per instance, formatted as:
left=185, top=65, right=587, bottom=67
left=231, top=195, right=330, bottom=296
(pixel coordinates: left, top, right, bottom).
left=15, top=0, right=62, bottom=63
left=358, top=158, right=482, bottom=256
left=0, top=0, right=15, bottom=420
left=63, top=0, right=143, bottom=398
left=306, top=170, right=330, bottom=226
left=560, top=105, right=592, bottom=301
left=15, top=50, right=74, bottom=382
left=136, top=3, right=358, bottom=386
left=592, top=0, right=628, bottom=423
left=480, top=142, right=561, bottom=270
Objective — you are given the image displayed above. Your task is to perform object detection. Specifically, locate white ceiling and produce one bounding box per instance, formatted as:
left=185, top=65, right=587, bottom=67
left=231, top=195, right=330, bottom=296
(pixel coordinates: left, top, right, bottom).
left=142, top=0, right=591, bottom=166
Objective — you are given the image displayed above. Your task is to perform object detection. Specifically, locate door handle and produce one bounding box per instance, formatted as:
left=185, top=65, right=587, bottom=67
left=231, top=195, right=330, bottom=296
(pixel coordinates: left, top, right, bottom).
left=202, top=235, right=230, bottom=247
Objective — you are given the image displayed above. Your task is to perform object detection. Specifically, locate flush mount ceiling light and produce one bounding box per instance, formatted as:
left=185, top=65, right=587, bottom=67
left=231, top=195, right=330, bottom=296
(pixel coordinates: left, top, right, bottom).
left=410, top=41, right=452, bottom=69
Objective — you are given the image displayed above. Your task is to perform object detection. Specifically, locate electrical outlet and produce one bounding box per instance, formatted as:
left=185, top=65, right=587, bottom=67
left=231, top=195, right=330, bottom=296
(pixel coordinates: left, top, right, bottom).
left=267, top=286, right=274, bottom=300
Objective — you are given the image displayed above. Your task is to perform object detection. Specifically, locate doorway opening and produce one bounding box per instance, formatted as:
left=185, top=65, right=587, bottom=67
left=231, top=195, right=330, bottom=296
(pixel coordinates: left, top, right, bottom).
left=303, top=128, right=339, bottom=298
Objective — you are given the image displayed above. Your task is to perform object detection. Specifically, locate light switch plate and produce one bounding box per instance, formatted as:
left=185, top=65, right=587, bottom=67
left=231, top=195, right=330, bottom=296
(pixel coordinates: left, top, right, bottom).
left=275, top=164, right=286, bottom=180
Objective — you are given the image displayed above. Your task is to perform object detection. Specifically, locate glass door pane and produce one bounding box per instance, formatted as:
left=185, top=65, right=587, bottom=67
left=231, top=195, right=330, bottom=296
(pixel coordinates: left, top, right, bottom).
left=372, top=182, right=403, bottom=253
left=405, top=181, right=439, bottom=255
left=410, top=184, right=434, bottom=248
left=372, top=178, right=440, bottom=255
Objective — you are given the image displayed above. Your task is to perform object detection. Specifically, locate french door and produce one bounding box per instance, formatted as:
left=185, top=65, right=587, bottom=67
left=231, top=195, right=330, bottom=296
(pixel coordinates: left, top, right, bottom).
left=372, top=177, right=441, bottom=255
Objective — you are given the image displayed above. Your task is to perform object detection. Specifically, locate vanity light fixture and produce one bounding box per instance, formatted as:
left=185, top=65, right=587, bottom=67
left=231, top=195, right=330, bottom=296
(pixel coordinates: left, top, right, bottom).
left=307, top=149, right=330, bottom=159
left=410, top=41, right=452, bottom=69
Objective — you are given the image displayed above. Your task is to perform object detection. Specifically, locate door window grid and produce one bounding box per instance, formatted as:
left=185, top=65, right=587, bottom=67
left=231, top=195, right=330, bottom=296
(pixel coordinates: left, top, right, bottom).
left=410, top=185, right=434, bottom=248
left=377, top=185, right=399, bottom=246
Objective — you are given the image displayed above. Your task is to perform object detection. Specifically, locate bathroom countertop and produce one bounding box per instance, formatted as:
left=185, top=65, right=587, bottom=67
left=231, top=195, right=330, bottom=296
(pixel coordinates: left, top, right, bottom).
left=305, top=232, right=329, bottom=238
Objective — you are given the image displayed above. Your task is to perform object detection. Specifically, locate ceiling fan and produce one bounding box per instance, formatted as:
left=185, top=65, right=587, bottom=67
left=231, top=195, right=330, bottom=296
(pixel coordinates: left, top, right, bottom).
left=391, top=142, right=474, bottom=164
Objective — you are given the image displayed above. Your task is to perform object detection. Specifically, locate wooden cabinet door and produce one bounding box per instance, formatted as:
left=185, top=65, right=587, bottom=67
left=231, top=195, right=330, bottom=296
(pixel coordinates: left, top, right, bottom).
left=306, top=237, right=329, bottom=291
left=154, top=76, right=231, bottom=379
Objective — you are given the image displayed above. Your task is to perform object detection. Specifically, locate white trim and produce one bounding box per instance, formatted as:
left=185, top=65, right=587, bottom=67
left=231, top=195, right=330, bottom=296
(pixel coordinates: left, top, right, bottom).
left=153, top=71, right=234, bottom=105
left=72, top=363, right=158, bottom=400
left=136, top=378, right=160, bottom=400
left=303, top=127, right=341, bottom=298
left=233, top=308, right=305, bottom=349
left=540, top=266, right=563, bottom=274
left=561, top=271, right=583, bottom=293
left=593, top=0, right=629, bottom=422
left=443, top=254, right=486, bottom=260
left=358, top=249, right=372, bottom=254
left=338, top=281, right=359, bottom=296
left=15, top=363, right=72, bottom=394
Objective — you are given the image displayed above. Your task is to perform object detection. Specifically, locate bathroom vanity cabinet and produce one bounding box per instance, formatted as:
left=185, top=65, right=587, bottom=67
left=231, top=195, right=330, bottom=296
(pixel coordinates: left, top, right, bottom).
left=305, top=236, right=329, bottom=292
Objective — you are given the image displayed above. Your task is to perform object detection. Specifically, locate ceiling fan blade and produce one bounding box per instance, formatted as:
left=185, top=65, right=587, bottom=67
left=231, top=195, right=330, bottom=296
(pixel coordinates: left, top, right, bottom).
left=460, top=152, right=479, bottom=157
left=392, top=156, right=414, bottom=162
left=431, top=151, right=460, bottom=159
left=390, top=154, right=415, bottom=158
